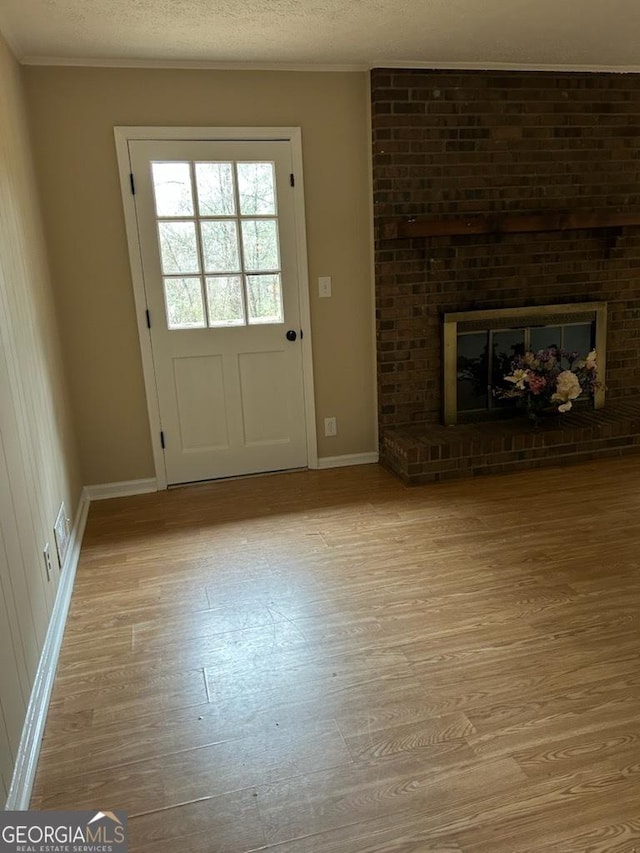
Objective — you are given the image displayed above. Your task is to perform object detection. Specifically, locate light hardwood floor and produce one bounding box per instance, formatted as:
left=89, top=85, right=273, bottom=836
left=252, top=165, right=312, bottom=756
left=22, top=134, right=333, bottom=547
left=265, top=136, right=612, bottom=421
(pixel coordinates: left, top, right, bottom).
left=32, top=457, right=640, bottom=852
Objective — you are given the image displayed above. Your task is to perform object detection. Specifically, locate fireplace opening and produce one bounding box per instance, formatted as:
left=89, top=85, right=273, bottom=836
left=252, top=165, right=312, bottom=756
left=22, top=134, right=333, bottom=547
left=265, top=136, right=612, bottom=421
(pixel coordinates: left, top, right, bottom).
left=443, top=302, right=607, bottom=425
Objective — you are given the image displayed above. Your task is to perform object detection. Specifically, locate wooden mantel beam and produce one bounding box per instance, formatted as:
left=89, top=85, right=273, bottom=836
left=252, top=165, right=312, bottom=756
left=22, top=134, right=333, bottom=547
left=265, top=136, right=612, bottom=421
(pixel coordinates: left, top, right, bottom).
left=382, top=212, right=640, bottom=240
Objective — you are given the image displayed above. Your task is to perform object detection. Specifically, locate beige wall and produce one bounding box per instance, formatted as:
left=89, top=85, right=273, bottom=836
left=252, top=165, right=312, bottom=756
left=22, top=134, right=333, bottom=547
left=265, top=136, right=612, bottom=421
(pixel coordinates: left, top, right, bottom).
left=0, top=34, right=81, bottom=801
left=23, top=67, right=376, bottom=484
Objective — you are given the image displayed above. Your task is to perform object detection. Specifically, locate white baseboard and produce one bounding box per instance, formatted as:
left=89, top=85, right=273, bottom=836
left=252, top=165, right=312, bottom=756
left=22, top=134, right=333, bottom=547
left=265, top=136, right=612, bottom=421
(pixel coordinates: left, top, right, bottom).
left=84, top=477, right=158, bottom=501
left=6, top=490, right=90, bottom=810
left=317, top=452, right=379, bottom=469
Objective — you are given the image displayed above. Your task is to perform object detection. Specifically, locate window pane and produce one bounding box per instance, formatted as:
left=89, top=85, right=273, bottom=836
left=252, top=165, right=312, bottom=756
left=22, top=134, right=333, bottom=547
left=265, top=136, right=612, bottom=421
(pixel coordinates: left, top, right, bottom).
left=457, top=332, right=488, bottom=412
left=200, top=221, right=240, bottom=273
left=246, top=274, right=284, bottom=324
left=530, top=325, right=562, bottom=353
left=491, top=329, right=525, bottom=409
left=152, top=162, right=194, bottom=217
left=205, top=276, right=245, bottom=326
left=164, top=277, right=205, bottom=329
left=241, top=220, right=280, bottom=272
left=158, top=221, right=200, bottom=274
left=564, top=323, right=593, bottom=359
left=237, top=162, right=276, bottom=215
left=195, top=163, right=236, bottom=216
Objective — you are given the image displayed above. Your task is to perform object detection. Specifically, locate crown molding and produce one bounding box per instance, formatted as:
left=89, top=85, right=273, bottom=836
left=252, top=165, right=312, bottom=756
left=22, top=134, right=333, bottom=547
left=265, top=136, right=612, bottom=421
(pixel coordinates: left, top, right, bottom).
left=371, top=59, right=640, bottom=74
left=20, top=55, right=368, bottom=72
left=18, top=55, right=640, bottom=75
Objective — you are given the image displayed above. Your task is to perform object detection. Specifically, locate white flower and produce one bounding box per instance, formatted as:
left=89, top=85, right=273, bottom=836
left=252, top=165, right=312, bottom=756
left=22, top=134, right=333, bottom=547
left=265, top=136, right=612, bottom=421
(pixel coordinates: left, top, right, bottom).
left=504, top=368, right=528, bottom=390
left=551, top=370, right=582, bottom=412
left=586, top=349, right=597, bottom=371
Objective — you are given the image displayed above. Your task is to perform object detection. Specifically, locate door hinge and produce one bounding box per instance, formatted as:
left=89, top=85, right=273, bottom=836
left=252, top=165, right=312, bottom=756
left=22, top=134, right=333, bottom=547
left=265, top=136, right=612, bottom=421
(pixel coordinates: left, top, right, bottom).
left=160, top=431, right=165, bottom=449
left=290, top=173, right=295, bottom=187
left=145, top=309, right=151, bottom=329
left=129, top=173, right=136, bottom=195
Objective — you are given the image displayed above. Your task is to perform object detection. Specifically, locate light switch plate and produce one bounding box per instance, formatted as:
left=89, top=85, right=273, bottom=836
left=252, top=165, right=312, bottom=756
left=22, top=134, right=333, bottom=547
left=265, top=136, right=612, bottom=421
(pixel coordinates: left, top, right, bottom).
left=319, top=276, right=332, bottom=298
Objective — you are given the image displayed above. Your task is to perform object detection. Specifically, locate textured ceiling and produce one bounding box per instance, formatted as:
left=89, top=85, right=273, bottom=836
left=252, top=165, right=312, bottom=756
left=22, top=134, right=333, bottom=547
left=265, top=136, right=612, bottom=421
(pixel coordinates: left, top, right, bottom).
left=2, top=0, right=640, bottom=68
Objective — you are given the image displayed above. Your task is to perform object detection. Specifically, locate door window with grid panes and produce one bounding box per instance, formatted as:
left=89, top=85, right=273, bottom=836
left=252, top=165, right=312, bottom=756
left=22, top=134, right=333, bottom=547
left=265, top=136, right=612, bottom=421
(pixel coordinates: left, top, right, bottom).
left=151, top=160, right=285, bottom=330
left=125, top=135, right=309, bottom=486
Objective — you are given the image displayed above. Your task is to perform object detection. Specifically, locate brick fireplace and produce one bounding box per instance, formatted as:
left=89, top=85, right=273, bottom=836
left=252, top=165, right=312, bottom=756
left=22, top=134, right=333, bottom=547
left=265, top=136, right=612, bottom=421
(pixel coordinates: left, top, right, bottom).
left=372, top=68, right=640, bottom=483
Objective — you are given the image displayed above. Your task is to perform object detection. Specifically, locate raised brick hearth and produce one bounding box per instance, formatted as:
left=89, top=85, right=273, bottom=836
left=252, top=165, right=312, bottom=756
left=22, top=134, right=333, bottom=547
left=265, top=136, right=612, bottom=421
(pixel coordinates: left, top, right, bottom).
left=383, top=401, right=640, bottom=484
left=372, top=68, right=640, bottom=483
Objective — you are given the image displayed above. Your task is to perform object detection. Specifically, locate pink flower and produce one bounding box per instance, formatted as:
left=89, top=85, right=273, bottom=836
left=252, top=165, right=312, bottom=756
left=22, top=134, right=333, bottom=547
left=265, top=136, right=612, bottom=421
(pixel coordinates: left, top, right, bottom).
left=527, top=373, right=547, bottom=396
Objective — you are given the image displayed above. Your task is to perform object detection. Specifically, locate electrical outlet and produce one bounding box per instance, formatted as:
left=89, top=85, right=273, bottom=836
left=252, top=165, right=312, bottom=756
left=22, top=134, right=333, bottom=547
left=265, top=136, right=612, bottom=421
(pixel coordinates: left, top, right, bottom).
left=324, top=416, right=337, bottom=437
left=43, top=544, right=53, bottom=582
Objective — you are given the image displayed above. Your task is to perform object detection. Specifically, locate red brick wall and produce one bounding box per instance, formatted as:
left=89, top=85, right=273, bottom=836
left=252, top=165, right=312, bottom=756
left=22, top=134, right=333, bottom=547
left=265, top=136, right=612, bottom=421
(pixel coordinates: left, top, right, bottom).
left=372, top=69, right=640, bottom=431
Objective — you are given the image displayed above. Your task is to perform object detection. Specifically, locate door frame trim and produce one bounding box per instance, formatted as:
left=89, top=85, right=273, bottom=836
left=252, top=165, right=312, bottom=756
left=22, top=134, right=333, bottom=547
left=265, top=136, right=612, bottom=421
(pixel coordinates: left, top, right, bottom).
left=114, top=126, right=318, bottom=490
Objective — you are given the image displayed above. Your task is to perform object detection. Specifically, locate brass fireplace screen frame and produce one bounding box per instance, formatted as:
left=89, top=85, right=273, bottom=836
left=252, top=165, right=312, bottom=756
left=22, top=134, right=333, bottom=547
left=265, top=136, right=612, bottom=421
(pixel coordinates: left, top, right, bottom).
left=443, top=302, right=607, bottom=425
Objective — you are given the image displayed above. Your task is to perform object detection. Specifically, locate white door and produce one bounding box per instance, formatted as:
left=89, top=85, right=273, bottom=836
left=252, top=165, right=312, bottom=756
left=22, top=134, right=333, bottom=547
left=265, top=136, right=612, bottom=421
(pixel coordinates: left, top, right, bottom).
left=128, top=139, right=309, bottom=485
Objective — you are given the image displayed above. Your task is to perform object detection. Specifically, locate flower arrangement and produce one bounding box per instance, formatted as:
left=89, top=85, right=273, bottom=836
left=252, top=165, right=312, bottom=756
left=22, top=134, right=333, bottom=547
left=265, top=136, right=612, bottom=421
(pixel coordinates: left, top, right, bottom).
left=496, top=347, right=598, bottom=422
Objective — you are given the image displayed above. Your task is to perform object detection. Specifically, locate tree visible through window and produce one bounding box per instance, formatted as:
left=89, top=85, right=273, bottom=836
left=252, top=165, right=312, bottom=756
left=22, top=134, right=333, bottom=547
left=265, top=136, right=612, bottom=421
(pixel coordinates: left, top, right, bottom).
left=151, top=160, right=284, bottom=329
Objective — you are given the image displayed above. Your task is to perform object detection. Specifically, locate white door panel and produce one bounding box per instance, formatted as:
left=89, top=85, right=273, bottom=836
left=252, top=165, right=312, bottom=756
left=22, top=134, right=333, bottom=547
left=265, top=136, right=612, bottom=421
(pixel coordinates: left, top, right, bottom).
left=239, top=350, right=290, bottom=445
left=173, top=355, right=228, bottom=451
left=129, top=138, right=309, bottom=485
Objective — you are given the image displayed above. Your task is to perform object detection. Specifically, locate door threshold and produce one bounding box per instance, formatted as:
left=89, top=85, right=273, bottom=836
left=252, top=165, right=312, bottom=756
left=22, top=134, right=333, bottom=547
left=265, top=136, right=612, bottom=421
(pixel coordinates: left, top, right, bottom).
left=167, top=466, right=308, bottom=490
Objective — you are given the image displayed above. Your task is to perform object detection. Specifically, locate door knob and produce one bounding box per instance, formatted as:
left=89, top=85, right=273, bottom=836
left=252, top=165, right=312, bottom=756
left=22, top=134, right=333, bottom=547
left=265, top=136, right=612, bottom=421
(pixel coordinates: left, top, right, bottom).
left=286, top=330, right=297, bottom=341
